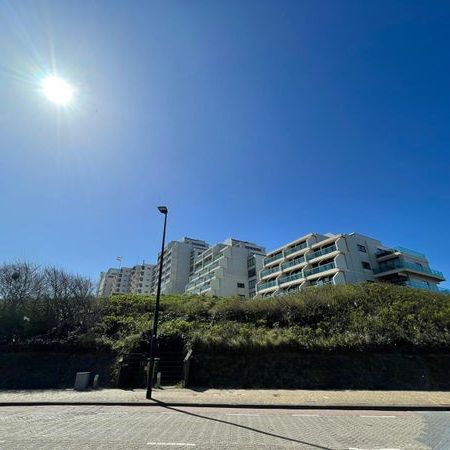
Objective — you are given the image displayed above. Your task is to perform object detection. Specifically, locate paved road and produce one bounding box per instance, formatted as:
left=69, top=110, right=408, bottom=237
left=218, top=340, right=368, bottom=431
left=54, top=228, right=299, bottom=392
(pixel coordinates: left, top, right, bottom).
left=0, top=405, right=449, bottom=449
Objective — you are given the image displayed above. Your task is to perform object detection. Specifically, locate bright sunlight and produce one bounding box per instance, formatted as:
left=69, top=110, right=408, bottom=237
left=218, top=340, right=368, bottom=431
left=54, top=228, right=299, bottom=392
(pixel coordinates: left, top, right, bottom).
left=41, top=75, right=74, bottom=105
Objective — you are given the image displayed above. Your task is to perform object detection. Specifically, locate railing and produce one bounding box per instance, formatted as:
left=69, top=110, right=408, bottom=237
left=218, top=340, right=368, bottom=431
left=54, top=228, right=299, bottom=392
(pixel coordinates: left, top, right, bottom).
left=402, top=280, right=440, bottom=292
left=309, top=280, right=334, bottom=287
left=304, top=262, right=336, bottom=277
left=281, top=256, right=305, bottom=271
left=284, top=241, right=308, bottom=257
left=395, top=247, right=427, bottom=260
left=264, top=253, right=284, bottom=265
left=376, top=247, right=427, bottom=260
left=307, top=245, right=337, bottom=260
left=373, top=260, right=444, bottom=278
left=257, top=280, right=278, bottom=291
left=260, top=266, right=281, bottom=278
left=279, top=272, right=303, bottom=285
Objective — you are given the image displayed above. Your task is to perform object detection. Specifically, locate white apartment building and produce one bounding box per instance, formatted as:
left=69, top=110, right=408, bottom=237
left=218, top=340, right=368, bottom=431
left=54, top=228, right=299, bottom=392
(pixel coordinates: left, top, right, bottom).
left=154, top=237, right=210, bottom=294
left=248, top=252, right=265, bottom=297
left=185, top=238, right=266, bottom=298
left=97, top=264, right=156, bottom=296
left=256, top=232, right=446, bottom=296
left=97, top=268, right=120, bottom=297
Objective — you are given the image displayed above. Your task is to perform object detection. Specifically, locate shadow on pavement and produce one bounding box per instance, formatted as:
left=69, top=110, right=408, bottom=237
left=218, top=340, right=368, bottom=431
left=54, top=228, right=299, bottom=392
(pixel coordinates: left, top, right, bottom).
left=157, top=402, right=331, bottom=449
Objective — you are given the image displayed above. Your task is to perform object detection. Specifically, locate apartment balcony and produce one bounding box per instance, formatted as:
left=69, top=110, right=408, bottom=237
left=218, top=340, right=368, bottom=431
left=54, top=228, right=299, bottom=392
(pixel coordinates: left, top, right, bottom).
left=400, top=280, right=441, bottom=292
left=260, top=266, right=281, bottom=279
left=376, top=247, right=427, bottom=263
left=281, top=256, right=306, bottom=272
left=264, top=253, right=284, bottom=266
left=304, top=262, right=337, bottom=277
left=278, top=272, right=304, bottom=286
left=257, top=280, right=278, bottom=292
left=308, top=279, right=334, bottom=288
left=284, top=241, right=308, bottom=257
left=373, top=260, right=445, bottom=281
left=306, top=245, right=338, bottom=261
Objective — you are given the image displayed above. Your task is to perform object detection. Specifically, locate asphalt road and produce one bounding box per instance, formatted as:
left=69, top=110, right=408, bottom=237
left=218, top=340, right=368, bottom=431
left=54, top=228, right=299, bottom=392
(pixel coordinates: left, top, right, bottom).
left=0, top=405, right=449, bottom=449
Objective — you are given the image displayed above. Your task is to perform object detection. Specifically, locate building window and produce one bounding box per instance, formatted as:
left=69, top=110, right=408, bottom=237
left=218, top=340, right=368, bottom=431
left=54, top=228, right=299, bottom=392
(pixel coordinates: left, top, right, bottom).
left=237, top=282, right=245, bottom=288
left=249, top=280, right=256, bottom=290
left=362, top=261, right=371, bottom=270
left=357, top=244, right=367, bottom=253
left=238, top=294, right=246, bottom=299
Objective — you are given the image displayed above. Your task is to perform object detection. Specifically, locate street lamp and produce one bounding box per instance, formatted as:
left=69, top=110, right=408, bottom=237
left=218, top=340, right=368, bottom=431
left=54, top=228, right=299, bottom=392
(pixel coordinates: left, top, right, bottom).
left=146, top=205, right=168, bottom=399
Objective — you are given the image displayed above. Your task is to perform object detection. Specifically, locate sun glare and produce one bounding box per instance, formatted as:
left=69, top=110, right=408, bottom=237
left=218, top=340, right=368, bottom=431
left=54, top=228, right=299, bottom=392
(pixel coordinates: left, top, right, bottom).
left=41, top=75, right=74, bottom=105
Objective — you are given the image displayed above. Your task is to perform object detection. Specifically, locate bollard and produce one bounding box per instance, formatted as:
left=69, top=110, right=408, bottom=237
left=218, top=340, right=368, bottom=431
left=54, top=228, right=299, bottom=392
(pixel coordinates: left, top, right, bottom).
left=156, top=372, right=161, bottom=388
left=93, top=374, right=99, bottom=389
left=74, top=372, right=91, bottom=391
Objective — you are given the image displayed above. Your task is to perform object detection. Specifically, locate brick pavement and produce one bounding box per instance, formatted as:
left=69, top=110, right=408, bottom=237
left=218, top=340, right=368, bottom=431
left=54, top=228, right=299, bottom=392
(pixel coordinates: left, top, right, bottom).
left=1, top=405, right=448, bottom=449
left=0, top=388, right=450, bottom=409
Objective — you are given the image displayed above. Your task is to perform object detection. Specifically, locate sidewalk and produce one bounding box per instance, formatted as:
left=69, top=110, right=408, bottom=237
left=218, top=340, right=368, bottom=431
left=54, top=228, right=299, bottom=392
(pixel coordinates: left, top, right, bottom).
left=1, top=388, right=450, bottom=410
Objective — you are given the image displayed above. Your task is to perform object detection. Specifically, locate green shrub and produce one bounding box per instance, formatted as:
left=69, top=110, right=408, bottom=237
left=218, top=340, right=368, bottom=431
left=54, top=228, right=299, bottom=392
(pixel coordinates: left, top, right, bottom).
left=2, top=283, right=449, bottom=355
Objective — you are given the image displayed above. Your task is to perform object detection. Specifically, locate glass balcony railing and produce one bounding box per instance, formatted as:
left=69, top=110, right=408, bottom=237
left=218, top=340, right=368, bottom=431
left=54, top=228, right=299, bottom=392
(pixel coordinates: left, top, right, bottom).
left=307, top=245, right=337, bottom=260
left=304, top=262, right=336, bottom=277
left=257, top=280, right=278, bottom=291
left=260, top=266, right=281, bottom=278
left=401, top=280, right=440, bottom=292
left=279, top=272, right=303, bottom=285
left=373, top=260, right=444, bottom=279
left=281, top=256, right=305, bottom=271
left=284, top=241, right=308, bottom=256
left=376, top=247, right=427, bottom=260
left=264, top=253, right=283, bottom=265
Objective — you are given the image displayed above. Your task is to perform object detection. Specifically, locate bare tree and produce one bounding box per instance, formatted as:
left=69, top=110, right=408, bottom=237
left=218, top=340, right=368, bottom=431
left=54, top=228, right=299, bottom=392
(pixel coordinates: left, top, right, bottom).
left=42, top=266, right=97, bottom=333
left=0, top=262, right=44, bottom=311
left=0, top=262, right=97, bottom=342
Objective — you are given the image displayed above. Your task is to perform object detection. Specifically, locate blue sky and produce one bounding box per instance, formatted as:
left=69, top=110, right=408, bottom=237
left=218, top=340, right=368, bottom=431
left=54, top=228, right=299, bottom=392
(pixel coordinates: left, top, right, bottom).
left=1, top=0, right=449, bottom=286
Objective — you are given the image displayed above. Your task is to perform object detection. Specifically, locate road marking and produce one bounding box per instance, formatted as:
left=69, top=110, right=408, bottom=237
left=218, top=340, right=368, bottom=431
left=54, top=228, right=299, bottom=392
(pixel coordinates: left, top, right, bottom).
left=359, top=415, right=397, bottom=418
left=349, top=448, right=401, bottom=450
left=292, top=414, right=320, bottom=417
left=226, top=413, right=261, bottom=416
left=147, top=443, right=195, bottom=447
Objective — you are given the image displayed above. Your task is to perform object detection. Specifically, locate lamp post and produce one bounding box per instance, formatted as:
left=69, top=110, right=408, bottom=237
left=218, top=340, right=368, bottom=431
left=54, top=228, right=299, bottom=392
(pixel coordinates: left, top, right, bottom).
left=146, top=205, right=168, bottom=399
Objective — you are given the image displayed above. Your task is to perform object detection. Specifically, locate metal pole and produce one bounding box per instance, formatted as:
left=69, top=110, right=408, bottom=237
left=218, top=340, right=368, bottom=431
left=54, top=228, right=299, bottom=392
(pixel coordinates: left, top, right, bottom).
left=146, top=207, right=168, bottom=399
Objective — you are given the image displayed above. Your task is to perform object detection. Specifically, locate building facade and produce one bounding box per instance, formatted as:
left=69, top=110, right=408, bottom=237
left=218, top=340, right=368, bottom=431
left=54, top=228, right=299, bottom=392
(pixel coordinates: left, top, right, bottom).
left=256, top=232, right=446, bottom=296
left=185, top=238, right=266, bottom=298
left=97, top=268, right=121, bottom=297
left=97, top=264, right=156, bottom=296
left=153, top=237, right=210, bottom=295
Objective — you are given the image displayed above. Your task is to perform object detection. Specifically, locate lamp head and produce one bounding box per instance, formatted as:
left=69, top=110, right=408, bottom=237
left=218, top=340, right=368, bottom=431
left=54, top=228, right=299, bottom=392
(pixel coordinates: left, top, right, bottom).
left=158, top=206, right=168, bottom=215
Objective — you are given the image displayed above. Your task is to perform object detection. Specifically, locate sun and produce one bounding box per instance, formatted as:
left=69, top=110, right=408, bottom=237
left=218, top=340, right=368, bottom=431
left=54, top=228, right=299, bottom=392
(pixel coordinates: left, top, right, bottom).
left=41, top=75, right=75, bottom=105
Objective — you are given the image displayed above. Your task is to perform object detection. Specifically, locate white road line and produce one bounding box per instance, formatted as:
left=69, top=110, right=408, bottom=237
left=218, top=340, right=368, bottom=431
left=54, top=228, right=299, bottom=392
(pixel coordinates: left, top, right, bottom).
left=147, top=443, right=196, bottom=447
left=291, top=414, right=320, bottom=417
left=359, top=415, right=397, bottom=418
left=226, top=413, right=261, bottom=416
left=349, top=448, right=401, bottom=450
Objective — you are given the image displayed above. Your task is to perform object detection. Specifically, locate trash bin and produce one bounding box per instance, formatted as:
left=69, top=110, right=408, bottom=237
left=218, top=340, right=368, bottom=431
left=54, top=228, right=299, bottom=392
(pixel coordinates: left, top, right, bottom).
left=74, top=372, right=91, bottom=391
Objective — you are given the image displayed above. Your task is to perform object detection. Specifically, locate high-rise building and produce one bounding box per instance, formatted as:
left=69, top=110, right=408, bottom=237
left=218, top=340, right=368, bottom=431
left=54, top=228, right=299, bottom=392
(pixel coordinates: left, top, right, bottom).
left=185, top=238, right=266, bottom=298
left=97, top=264, right=156, bottom=296
left=256, top=232, right=446, bottom=296
left=97, top=268, right=121, bottom=297
left=153, top=237, right=210, bottom=294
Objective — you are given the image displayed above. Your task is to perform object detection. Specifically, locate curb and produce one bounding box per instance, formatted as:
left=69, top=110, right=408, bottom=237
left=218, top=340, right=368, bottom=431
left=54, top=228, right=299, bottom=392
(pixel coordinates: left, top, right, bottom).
left=1, top=401, right=450, bottom=411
